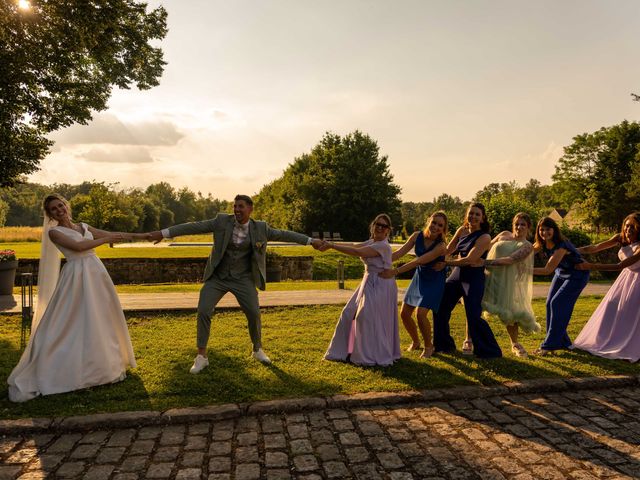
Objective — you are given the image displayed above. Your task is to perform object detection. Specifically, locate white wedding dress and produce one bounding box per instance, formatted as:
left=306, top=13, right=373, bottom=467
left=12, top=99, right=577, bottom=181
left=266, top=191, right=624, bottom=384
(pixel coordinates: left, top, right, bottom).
left=8, top=224, right=136, bottom=402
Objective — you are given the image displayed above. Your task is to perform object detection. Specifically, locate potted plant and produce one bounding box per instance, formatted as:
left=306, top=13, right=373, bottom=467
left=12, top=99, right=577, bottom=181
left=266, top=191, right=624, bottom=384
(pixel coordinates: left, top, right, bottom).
left=0, top=249, right=18, bottom=295
left=266, top=250, right=284, bottom=283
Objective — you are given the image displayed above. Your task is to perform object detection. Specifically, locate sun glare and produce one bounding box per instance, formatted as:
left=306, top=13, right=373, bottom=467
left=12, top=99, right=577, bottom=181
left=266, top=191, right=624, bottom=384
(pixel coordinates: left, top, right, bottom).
left=18, top=0, right=31, bottom=10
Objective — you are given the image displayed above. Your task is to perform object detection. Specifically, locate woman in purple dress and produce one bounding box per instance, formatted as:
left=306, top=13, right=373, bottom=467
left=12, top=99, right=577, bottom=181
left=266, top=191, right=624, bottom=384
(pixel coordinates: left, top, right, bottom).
left=324, top=214, right=401, bottom=366
left=572, top=212, right=640, bottom=362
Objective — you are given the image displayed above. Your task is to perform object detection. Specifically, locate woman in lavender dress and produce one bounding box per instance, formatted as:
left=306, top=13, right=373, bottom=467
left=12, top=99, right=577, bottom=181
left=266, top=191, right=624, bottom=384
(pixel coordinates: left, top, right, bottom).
left=324, top=214, right=401, bottom=366
left=572, top=212, right=640, bottom=362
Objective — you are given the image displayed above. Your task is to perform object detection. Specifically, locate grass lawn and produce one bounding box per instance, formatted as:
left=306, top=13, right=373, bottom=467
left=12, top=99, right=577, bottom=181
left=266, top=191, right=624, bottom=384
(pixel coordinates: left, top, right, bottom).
left=1, top=295, right=638, bottom=420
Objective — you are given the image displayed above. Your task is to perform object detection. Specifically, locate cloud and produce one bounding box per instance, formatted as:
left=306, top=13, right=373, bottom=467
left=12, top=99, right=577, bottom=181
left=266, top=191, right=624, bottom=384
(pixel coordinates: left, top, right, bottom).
left=81, top=146, right=155, bottom=164
left=50, top=113, right=184, bottom=146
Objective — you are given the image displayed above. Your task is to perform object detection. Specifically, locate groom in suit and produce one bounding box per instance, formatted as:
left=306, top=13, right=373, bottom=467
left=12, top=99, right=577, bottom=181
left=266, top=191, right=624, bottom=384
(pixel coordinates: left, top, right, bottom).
left=149, top=194, right=324, bottom=373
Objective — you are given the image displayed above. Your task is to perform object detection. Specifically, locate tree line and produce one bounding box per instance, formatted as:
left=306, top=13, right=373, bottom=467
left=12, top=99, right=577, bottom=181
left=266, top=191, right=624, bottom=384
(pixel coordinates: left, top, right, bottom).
left=1, top=120, right=639, bottom=241
left=0, top=182, right=231, bottom=232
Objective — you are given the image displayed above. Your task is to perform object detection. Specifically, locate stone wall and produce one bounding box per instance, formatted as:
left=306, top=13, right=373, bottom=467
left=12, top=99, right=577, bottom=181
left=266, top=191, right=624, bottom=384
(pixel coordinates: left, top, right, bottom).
left=16, top=256, right=314, bottom=285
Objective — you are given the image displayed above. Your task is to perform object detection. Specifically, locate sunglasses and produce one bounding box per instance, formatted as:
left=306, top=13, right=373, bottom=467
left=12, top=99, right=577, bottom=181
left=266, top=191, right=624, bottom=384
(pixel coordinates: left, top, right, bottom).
left=375, top=222, right=390, bottom=230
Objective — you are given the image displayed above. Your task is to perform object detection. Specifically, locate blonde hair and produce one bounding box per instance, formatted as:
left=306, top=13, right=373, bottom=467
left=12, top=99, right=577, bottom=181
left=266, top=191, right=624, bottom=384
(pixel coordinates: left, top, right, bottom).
left=423, top=211, right=448, bottom=243
left=369, top=213, right=393, bottom=239
left=43, top=194, right=72, bottom=222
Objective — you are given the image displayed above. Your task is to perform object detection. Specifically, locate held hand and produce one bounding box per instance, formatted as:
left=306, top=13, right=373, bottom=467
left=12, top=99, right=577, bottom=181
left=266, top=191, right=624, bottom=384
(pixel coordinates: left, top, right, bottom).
left=319, top=240, right=332, bottom=251
left=148, top=231, right=163, bottom=244
left=379, top=268, right=396, bottom=279
left=311, top=238, right=324, bottom=250
left=107, top=233, right=128, bottom=244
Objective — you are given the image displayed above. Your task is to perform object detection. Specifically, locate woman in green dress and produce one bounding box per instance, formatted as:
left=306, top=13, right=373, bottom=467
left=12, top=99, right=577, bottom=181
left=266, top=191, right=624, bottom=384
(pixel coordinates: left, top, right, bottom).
left=481, top=213, right=540, bottom=357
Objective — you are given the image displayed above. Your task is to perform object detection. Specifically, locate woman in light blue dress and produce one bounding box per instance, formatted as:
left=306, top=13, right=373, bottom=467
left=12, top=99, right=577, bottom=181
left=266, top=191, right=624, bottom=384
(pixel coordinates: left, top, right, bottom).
left=380, top=212, right=447, bottom=358
left=324, top=214, right=401, bottom=366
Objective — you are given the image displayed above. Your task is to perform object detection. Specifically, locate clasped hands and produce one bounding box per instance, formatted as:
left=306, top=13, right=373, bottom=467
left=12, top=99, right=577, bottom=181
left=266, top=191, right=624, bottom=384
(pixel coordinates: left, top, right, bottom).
left=106, top=232, right=152, bottom=245
left=311, top=239, right=332, bottom=251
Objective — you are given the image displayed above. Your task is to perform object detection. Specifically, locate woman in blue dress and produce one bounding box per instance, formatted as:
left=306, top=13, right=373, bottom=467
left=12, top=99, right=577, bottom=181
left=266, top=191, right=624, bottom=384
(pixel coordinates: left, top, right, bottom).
left=380, top=212, right=448, bottom=358
left=532, top=217, right=589, bottom=355
left=433, top=203, right=502, bottom=358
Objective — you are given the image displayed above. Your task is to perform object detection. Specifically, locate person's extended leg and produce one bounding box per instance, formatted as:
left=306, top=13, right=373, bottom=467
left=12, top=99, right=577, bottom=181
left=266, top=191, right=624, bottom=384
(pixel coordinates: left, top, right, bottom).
left=464, top=279, right=502, bottom=359
left=400, top=303, right=421, bottom=350
left=191, top=276, right=228, bottom=373
left=540, top=272, right=588, bottom=351
left=433, top=280, right=462, bottom=353
left=416, top=307, right=434, bottom=357
left=231, top=276, right=270, bottom=363
left=506, top=324, right=527, bottom=357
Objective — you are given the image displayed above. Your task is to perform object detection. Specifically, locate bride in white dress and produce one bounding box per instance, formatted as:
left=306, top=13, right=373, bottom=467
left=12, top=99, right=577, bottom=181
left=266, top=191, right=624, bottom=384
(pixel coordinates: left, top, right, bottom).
left=8, top=194, right=143, bottom=402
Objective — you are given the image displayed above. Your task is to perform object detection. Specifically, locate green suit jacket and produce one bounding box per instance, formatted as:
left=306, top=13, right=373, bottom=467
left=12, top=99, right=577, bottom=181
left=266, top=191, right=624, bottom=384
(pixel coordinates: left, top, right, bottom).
left=168, top=214, right=310, bottom=290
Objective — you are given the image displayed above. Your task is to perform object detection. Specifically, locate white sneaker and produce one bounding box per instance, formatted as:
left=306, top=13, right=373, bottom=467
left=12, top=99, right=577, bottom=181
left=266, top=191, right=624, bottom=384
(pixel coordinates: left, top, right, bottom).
left=252, top=348, right=272, bottom=365
left=189, top=354, right=209, bottom=374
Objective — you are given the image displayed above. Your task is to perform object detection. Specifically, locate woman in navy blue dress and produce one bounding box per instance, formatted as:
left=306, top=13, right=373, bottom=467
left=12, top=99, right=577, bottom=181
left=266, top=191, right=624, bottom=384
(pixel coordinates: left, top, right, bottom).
left=380, top=212, right=448, bottom=358
left=532, top=217, right=589, bottom=355
left=433, top=203, right=502, bottom=359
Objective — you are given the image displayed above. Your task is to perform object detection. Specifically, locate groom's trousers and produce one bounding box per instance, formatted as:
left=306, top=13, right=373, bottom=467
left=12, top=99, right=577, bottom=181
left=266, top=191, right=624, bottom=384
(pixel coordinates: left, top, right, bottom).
left=196, top=273, right=262, bottom=350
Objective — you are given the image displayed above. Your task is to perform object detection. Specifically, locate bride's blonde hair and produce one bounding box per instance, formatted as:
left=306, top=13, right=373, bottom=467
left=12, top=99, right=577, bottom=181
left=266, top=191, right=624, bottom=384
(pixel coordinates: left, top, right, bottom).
left=42, top=194, right=72, bottom=221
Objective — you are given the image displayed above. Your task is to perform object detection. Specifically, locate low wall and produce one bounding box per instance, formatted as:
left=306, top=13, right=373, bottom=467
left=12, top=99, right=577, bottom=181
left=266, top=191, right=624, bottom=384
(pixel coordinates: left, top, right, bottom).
left=16, top=256, right=314, bottom=285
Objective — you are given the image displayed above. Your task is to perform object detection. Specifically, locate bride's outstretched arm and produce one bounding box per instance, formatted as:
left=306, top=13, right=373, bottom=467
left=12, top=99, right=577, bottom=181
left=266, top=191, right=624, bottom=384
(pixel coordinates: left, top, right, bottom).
left=87, top=226, right=149, bottom=241
left=49, top=230, right=127, bottom=252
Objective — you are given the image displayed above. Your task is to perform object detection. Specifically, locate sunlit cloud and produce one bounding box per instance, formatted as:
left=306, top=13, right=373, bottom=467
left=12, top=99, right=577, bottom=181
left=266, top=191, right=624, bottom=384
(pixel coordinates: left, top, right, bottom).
left=81, top=146, right=155, bottom=164
left=49, top=113, right=184, bottom=147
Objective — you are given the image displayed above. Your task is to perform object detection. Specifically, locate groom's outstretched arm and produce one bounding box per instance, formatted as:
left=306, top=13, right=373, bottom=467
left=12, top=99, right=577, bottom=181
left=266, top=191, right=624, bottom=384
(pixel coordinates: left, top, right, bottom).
left=265, top=225, right=325, bottom=250
left=147, top=217, right=220, bottom=243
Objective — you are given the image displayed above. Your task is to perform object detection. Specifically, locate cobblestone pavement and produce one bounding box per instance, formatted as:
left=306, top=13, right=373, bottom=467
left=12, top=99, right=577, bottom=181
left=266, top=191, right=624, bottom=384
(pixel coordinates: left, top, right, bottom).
left=2, top=385, right=640, bottom=480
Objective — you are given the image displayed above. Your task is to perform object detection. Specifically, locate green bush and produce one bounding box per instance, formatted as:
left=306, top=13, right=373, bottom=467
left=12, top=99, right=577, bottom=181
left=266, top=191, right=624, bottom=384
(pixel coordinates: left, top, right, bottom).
left=560, top=225, right=591, bottom=247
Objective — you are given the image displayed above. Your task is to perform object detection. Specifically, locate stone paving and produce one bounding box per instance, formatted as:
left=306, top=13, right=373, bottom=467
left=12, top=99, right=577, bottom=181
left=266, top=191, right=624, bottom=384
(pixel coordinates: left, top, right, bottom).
left=1, top=385, right=640, bottom=480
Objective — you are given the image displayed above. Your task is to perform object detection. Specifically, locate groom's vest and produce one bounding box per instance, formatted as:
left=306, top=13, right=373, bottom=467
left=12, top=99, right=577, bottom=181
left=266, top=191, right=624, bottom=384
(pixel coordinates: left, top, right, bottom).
left=215, top=235, right=252, bottom=279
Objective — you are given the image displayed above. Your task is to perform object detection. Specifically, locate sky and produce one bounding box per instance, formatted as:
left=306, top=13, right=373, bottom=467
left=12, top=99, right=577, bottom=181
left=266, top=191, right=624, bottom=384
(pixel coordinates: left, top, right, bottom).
left=30, top=0, right=640, bottom=202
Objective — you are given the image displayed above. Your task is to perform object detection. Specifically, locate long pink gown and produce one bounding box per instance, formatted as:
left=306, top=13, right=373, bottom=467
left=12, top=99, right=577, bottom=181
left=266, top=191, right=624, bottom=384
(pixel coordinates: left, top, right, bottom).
left=572, top=242, right=640, bottom=362
left=324, top=240, right=401, bottom=366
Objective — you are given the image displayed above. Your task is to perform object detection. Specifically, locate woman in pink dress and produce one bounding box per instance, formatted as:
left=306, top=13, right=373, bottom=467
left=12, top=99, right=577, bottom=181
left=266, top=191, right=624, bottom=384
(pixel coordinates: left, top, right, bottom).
left=572, top=212, right=640, bottom=362
left=324, top=214, right=401, bottom=366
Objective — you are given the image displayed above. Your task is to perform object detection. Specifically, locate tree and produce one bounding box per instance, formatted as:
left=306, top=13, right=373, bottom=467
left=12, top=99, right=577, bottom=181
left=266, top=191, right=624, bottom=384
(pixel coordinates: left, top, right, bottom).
left=484, top=194, right=540, bottom=237
left=0, top=0, right=167, bottom=186
left=473, top=182, right=517, bottom=205
left=72, top=183, right=120, bottom=229
left=0, top=198, right=7, bottom=227
left=552, top=121, right=640, bottom=231
left=254, top=131, right=402, bottom=240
